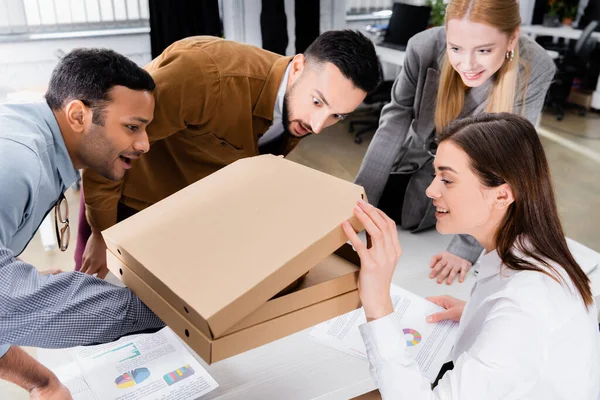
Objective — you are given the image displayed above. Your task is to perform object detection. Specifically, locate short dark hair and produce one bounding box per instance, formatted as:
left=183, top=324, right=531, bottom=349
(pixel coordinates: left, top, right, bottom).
left=45, top=48, right=155, bottom=125
left=304, top=30, right=382, bottom=93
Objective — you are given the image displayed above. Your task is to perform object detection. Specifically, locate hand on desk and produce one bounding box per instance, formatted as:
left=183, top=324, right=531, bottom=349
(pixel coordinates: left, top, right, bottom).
left=342, top=199, right=401, bottom=322
left=426, top=295, right=466, bottom=323
left=429, top=251, right=472, bottom=285
left=80, top=232, right=109, bottom=279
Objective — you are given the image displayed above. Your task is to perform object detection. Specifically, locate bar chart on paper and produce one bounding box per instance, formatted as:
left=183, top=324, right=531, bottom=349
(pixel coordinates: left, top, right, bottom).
left=70, top=328, right=219, bottom=399
left=92, top=342, right=141, bottom=362
left=164, top=365, right=196, bottom=386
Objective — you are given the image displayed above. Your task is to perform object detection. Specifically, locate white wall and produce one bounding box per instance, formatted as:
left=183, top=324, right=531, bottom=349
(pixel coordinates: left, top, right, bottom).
left=0, top=32, right=151, bottom=99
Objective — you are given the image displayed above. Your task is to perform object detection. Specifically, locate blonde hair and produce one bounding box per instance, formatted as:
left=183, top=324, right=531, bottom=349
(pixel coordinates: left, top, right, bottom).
left=435, top=0, right=529, bottom=133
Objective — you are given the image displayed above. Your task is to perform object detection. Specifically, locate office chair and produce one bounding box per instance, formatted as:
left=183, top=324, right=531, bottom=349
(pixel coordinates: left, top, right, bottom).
left=349, top=3, right=431, bottom=144
left=379, top=3, right=432, bottom=51
left=348, top=80, right=394, bottom=144
left=546, top=20, right=599, bottom=121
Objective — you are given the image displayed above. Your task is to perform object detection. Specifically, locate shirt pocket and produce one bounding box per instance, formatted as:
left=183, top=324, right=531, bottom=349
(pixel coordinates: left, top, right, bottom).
left=186, top=131, right=248, bottom=166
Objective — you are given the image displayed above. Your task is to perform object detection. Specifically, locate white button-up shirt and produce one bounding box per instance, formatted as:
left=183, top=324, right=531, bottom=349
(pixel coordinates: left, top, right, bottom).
left=257, top=64, right=291, bottom=147
left=360, top=249, right=600, bottom=399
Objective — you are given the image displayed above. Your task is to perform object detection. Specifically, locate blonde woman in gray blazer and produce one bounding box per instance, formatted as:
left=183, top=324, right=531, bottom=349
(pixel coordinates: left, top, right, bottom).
left=355, top=0, right=556, bottom=285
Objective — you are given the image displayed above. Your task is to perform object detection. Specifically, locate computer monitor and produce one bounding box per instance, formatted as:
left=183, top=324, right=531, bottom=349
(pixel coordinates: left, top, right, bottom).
left=380, top=2, right=432, bottom=51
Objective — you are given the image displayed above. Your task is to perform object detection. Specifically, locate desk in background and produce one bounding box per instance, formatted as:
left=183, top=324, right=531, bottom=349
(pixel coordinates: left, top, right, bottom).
left=374, top=45, right=404, bottom=81
left=375, top=45, right=405, bottom=66
left=520, top=24, right=600, bottom=41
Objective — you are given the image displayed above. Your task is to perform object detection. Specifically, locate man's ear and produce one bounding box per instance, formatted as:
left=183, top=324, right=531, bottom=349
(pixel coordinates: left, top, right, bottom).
left=64, top=100, right=89, bottom=133
left=288, top=54, right=306, bottom=86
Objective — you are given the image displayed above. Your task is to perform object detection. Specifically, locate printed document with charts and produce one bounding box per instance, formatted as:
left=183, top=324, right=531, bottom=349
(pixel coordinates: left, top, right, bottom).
left=41, top=327, right=218, bottom=400
left=310, top=284, right=459, bottom=383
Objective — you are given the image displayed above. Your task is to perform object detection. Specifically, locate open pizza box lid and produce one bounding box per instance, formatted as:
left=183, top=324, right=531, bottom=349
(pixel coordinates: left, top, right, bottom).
left=102, top=155, right=365, bottom=339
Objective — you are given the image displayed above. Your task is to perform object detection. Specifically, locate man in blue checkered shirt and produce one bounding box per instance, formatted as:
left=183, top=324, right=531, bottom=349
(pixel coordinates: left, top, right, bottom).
left=0, top=49, right=164, bottom=398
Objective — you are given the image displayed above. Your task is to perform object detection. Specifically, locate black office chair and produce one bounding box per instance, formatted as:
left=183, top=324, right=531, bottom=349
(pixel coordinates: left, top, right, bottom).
left=378, top=3, right=432, bottom=51
left=546, top=20, right=599, bottom=120
left=348, top=80, right=394, bottom=144
left=349, top=3, right=431, bottom=144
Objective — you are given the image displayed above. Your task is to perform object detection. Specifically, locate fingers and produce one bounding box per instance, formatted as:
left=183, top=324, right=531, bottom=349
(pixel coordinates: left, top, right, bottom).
left=353, top=202, right=395, bottom=262
left=375, top=208, right=401, bottom=258
left=426, top=309, right=454, bottom=323
left=426, top=295, right=449, bottom=308
left=446, top=266, right=459, bottom=285
left=352, top=204, right=383, bottom=246
left=429, top=259, right=447, bottom=279
left=429, top=253, right=443, bottom=269
left=79, top=262, right=89, bottom=275
left=97, top=266, right=109, bottom=280
left=346, top=200, right=403, bottom=271
left=437, top=263, right=453, bottom=283
left=459, top=264, right=469, bottom=283
left=358, top=199, right=390, bottom=234
left=81, top=262, right=101, bottom=276
left=342, top=221, right=368, bottom=260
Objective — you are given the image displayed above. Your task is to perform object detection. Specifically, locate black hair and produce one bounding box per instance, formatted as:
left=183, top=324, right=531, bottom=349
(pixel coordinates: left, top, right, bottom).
left=45, top=48, right=155, bottom=125
left=303, top=30, right=382, bottom=93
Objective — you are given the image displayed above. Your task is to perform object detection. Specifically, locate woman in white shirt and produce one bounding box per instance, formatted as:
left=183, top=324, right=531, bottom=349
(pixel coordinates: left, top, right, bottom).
left=342, top=113, right=600, bottom=399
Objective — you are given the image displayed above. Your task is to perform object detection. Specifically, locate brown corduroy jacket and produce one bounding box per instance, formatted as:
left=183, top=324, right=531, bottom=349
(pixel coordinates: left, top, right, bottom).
left=83, top=36, right=297, bottom=232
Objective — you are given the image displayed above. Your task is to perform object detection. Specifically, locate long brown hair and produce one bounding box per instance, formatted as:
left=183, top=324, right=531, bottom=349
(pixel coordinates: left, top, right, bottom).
left=438, top=113, right=593, bottom=307
left=435, top=0, right=527, bottom=133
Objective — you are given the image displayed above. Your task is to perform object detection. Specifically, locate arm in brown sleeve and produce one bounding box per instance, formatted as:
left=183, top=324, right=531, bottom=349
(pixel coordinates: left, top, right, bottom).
left=83, top=46, right=220, bottom=232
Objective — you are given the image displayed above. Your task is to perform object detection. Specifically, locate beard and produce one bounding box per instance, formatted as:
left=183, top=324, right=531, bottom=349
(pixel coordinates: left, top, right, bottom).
left=78, top=123, right=121, bottom=181
left=282, top=88, right=312, bottom=140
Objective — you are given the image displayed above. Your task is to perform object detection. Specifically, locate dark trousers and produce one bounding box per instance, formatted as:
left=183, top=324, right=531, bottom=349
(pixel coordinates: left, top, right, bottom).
left=377, top=173, right=411, bottom=226
left=148, top=0, right=222, bottom=58
left=260, top=0, right=320, bottom=55
left=74, top=191, right=139, bottom=271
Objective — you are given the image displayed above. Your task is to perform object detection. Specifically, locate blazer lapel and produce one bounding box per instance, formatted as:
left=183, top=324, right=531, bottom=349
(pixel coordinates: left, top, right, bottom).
left=414, top=68, right=439, bottom=143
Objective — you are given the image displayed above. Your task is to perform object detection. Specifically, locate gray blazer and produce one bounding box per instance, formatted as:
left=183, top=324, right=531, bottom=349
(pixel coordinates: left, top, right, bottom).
left=355, top=27, right=556, bottom=263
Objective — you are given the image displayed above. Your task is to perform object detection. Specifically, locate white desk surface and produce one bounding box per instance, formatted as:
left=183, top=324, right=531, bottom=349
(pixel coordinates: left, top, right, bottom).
left=39, top=230, right=600, bottom=400
left=375, top=45, right=405, bottom=67
left=521, top=24, right=600, bottom=41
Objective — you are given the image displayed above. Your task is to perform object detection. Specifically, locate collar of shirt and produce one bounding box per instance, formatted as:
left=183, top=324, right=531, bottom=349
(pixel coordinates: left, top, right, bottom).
left=274, top=63, right=291, bottom=121
left=252, top=56, right=293, bottom=121
left=474, top=248, right=518, bottom=281
left=37, top=100, right=79, bottom=189
left=258, top=64, right=292, bottom=147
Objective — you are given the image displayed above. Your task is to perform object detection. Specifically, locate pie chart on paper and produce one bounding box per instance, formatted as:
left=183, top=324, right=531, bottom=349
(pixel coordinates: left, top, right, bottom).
left=115, top=368, right=151, bottom=389
left=402, top=328, right=422, bottom=347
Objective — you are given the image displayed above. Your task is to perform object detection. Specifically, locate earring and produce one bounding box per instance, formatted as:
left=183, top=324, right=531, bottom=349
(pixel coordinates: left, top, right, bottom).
left=496, top=202, right=508, bottom=208
left=505, top=49, right=515, bottom=62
